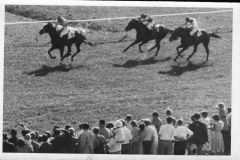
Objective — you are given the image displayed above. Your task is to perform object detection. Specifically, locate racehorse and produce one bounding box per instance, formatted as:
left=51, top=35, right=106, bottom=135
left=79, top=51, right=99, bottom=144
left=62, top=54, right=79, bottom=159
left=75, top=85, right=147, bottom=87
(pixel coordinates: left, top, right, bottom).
left=123, top=18, right=171, bottom=57
left=39, top=22, right=93, bottom=61
left=169, top=26, right=221, bottom=61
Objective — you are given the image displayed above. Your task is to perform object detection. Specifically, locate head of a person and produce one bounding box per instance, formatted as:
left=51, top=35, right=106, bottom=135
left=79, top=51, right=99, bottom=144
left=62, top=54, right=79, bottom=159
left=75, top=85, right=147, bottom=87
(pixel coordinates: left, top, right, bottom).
left=176, top=119, right=183, bottom=126
left=138, top=123, right=145, bottom=132
left=131, top=120, right=137, bottom=127
left=190, top=114, right=195, bottom=122
left=165, top=108, right=172, bottom=117
left=45, top=131, right=51, bottom=138
left=120, top=119, right=126, bottom=127
left=37, top=135, right=43, bottom=143
left=68, top=128, right=75, bottom=136
left=143, top=119, right=151, bottom=126
left=151, top=111, right=159, bottom=118
left=92, top=127, right=99, bottom=135
left=185, top=17, right=190, bottom=22
left=227, top=108, right=232, bottom=114
left=217, top=103, right=225, bottom=109
left=141, top=13, right=147, bottom=18
left=10, top=129, right=17, bottom=137
left=21, top=129, right=30, bottom=138
left=106, top=122, right=114, bottom=129
left=78, top=123, right=84, bottom=130
left=17, top=138, right=26, bottom=147
left=65, top=124, right=71, bottom=131
left=166, top=116, right=173, bottom=124
left=53, top=126, right=60, bottom=132
left=99, top=120, right=106, bottom=128
left=83, top=123, right=90, bottom=130
left=42, top=134, right=48, bottom=143
left=25, top=134, right=31, bottom=141
left=30, top=132, right=36, bottom=140
left=53, top=129, right=60, bottom=137
left=212, top=114, right=220, bottom=121
left=201, top=110, right=208, bottom=118
left=114, top=120, right=123, bottom=128
left=126, top=114, right=132, bottom=122
left=3, top=132, right=8, bottom=141
left=194, top=113, right=201, bottom=121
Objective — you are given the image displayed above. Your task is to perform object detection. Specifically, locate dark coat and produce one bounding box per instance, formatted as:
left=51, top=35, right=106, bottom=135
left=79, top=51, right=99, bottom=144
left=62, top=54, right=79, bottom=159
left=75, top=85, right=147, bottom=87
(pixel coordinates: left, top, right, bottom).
left=188, top=121, right=208, bottom=145
left=3, top=141, right=17, bottom=152
left=38, top=142, right=54, bottom=153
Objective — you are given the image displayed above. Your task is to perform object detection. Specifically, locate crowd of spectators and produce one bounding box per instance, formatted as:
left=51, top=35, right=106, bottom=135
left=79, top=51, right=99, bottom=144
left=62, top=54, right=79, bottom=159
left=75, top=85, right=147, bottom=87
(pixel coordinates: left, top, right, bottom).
left=3, top=102, right=231, bottom=155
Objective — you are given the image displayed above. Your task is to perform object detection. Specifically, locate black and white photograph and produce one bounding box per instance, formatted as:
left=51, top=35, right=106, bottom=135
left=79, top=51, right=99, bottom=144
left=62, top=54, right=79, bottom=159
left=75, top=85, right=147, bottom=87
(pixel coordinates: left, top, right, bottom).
left=1, top=1, right=240, bottom=160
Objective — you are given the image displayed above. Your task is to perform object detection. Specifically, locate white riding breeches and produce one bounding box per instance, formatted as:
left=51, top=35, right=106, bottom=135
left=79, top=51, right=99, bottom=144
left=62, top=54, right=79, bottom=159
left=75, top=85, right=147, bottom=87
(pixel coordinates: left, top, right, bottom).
left=143, top=20, right=155, bottom=29
left=190, top=27, right=199, bottom=36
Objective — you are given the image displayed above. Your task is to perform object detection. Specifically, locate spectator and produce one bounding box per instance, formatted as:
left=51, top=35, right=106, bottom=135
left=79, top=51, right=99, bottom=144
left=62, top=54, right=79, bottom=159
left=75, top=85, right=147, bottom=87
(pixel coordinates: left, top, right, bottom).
left=130, top=120, right=139, bottom=154
left=16, top=138, right=33, bottom=153
left=65, top=128, right=78, bottom=153
left=21, top=129, right=31, bottom=140
left=50, top=129, right=66, bottom=153
left=113, top=120, right=125, bottom=149
left=99, top=120, right=110, bottom=140
left=137, top=123, right=145, bottom=154
left=78, top=122, right=95, bottom=153
left=45, top=131, right=53, bottom=143
left=151, top=111, right=163, bottom=133
left=76, top=123, right=84, bottom=139
left=142, top=119, right=155, bottom=154
left=30, top=132, right=40, bottom=153
left=38, top=134, right=54, bottom=153
left=187, top=114, right=197, bottom=155
left=3, top=132, right=17, bottom=152
left=165, top=108, right=172, bottom=118
left=105, top=127, right=121, bottom=154
left=188, top=113, right=208, bottom=155
left=173, top=119, right=193, bottom=155
left=200, top=110, right=212, bottom=154
left=158, top=116, right=175, bottom=155
left=120, top=119, right=132, bottom=154
left=125, top=114, right=133, bottom=131
left=106, top=122, right=115, bottom=137
left=8, top=129, right=18, bottom=148
left=209, top=114, right=224, bottom=155
left=37, top=135, right=43, bottom=146
left=93, top=127, right=107, bottom=154
left=149, top=120, right=158, bottom=154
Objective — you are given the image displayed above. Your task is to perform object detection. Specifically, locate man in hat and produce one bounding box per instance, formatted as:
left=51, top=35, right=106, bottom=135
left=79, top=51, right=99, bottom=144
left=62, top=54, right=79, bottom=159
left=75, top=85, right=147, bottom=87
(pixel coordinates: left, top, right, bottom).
left=8, top=129, right=18, bottom=148
left=38, top=134, right=54, bottom=153
left=3, top=132, right=17, bottom=152
left=99, top=119, right=111, bottom=140
left=120, top=119, right=132, bottom=154
left=78, top=123, right=95, bottom=153
left=65, top=128, right=78, bottom=153
left=76, top=123, right=84, bottom=139
left=30, top=132, right=40, bottom=153
left=125, top=114, right=133, bottom=131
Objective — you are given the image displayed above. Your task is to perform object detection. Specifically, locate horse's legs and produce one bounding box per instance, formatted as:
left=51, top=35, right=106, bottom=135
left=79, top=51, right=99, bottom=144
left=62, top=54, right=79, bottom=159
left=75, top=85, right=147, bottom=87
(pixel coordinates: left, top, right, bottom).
left=64, top=44, right=72, bottom=58
left=176, top=44, right=184, bottom=57
left=71, top=43, right=81, bottom=61
left=174, top=47, right=189, bottom=61
left=186, top=44, right=199, bottom=61
left=138, top=41, right=148, bottom=53
left=123, top=39, right=140, bottom=52
left=203, top=41, right=210, bottom=61
left=154, top=39, right=161, bottom=57
left=60, top=47, right=65, bottom=61
left=48, top=46, right=57, bottom=59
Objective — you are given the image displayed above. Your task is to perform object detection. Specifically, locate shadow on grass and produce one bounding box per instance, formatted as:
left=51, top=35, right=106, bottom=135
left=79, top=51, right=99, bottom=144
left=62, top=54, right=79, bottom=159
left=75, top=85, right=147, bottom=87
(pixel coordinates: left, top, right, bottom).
left=23, top=63, right=84, bottom=76
left=158, top=61, right=213, bottom=76
left=113, top=56, right=172, bottom=68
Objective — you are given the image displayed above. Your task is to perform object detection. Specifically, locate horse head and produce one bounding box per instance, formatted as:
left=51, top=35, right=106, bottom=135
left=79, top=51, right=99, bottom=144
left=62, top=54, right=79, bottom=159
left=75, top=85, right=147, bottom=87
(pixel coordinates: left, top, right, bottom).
left=39, top=22, right=54, bottom=35
left=125, top=18, right=140, bottom=31
left=169, top=27, right=184, bottom=42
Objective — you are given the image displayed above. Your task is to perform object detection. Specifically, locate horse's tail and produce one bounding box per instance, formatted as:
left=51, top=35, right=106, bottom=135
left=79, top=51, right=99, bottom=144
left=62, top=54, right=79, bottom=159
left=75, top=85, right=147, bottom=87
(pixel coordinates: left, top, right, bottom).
left=83, top=37, right=94, bottom=46
left=209, top=32, right=221, bottom=38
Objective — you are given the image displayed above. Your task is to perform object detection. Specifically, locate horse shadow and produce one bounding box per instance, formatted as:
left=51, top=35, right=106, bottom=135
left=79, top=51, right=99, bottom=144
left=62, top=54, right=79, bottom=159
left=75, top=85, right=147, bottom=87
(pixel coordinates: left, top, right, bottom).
left=23, top=63, right=84, bottom=77
left=158, top=61, right=213, bottom=76
left=113, top=56, right=171, bottom=68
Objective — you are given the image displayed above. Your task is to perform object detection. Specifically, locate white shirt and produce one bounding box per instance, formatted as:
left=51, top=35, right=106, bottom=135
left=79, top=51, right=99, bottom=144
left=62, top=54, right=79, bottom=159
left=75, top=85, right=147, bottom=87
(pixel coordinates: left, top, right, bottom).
left=174, top=126, right=193, bottom=140
left=149, top=125, right=158, bottom=143
left=114, top=128, right=125, bottom=144
left=122, top=126, right=132, bottom=144
left=201, top=117, right=211, bottom=127
left=144, top=126, right=155, bottom=141
left=186, top=18, right=198, bottom=29
left=125, top=122, right=133, bottom=131
left=159, top=124, right=175, bottom=140
left=107, top=138, right=121, bottom=153
left=76, top=130, right=84, bottom=139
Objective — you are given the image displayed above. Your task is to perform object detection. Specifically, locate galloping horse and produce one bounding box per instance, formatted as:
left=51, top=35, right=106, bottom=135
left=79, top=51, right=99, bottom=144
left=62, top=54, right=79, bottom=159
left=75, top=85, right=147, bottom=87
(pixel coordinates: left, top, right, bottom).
left=123, top=19, right=171, bottom=57
left=39, top=22, right=93, bottom=61
left=169, top=26, right=221, bottom=61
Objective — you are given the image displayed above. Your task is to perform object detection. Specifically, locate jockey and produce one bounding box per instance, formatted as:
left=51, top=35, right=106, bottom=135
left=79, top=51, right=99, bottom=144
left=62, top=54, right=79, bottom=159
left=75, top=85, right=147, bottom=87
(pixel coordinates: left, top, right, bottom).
left=184, top=17, right=199, bottom=40
left=138, top=13, right=156, bottom=32
left=55, top=15, right=69, bottom=40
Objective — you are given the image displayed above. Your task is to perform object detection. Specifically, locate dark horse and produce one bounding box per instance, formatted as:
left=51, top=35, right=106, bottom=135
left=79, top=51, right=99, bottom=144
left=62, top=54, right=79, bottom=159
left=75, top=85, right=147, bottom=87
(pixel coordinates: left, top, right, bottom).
left=169, top=27, right=221, bottom=61
left=123, top=19, right=171, bottom=57
left=39, top=22, right=93, bottom=61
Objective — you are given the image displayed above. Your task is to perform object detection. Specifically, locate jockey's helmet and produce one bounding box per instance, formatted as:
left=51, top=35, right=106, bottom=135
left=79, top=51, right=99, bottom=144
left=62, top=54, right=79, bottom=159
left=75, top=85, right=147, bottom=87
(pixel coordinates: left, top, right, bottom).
left=185, top=17, right=190, bottom=22
left=141, top=14, right=148, bottom=18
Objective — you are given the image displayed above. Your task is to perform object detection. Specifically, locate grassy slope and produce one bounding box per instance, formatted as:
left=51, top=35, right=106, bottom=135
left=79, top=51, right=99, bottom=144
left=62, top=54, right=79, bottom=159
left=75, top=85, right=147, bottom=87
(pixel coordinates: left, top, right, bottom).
left=4, top=6, right=232, bottom=133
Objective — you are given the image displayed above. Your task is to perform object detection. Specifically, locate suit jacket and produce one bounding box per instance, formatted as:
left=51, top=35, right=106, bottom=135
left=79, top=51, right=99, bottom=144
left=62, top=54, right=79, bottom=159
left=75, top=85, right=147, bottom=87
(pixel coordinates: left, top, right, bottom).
left=38, top=142, right=54, bottom=153
left=188, top=121, right=208, bottom=145
left=3, top=141, right=17, bottom=152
